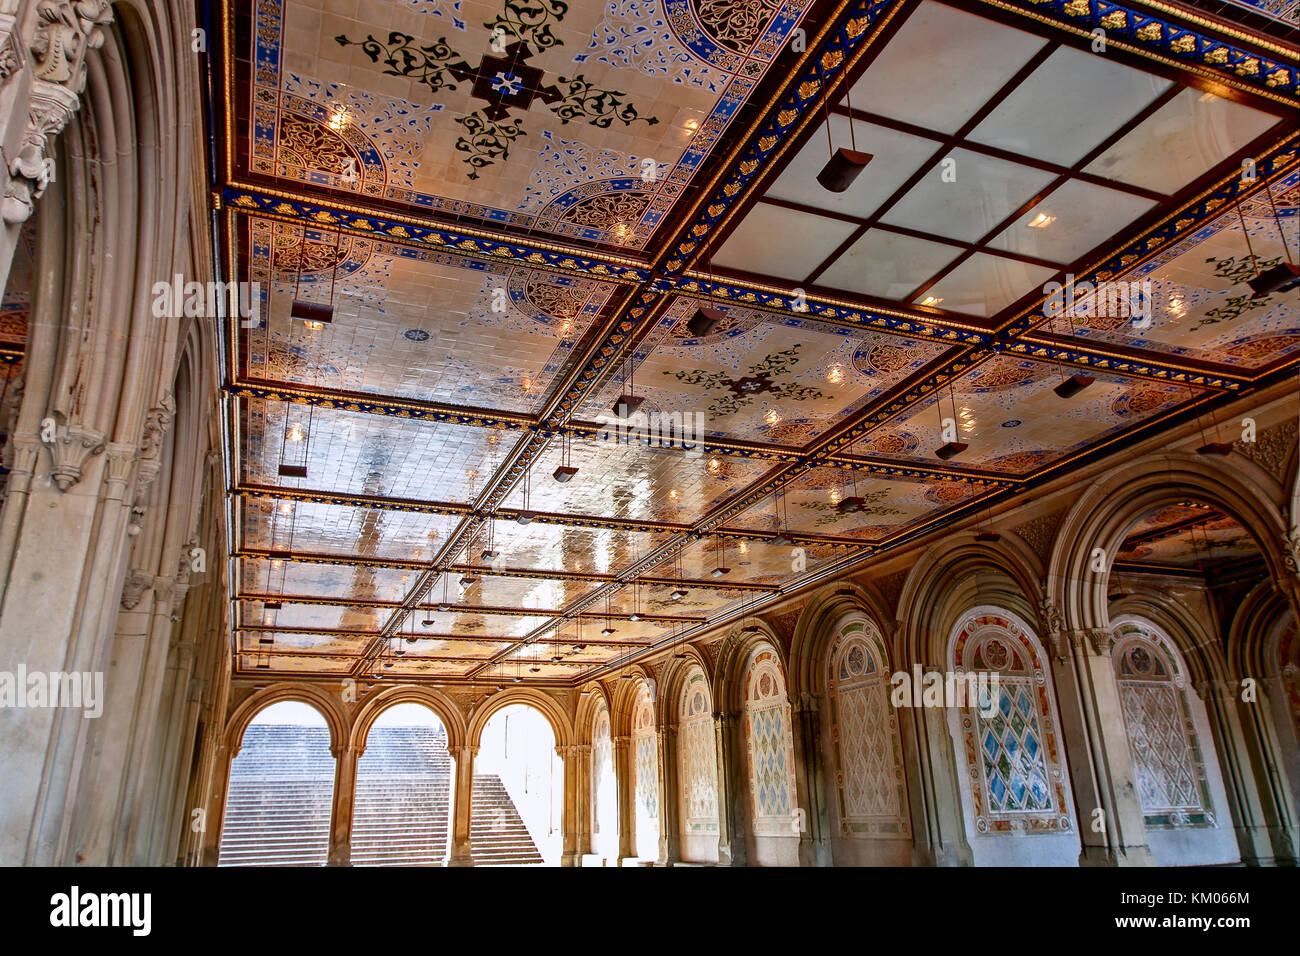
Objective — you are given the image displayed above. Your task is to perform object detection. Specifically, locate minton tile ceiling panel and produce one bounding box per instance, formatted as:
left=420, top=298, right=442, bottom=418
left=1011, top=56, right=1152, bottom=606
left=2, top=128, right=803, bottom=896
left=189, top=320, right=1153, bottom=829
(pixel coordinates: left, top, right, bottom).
left=242, top=217, right=623, bottom=414
left=1057, top=177, right=1300, bottom=370
left=236, top=628, right=373, bottom=656
left=239, top=556, right=422, bottom=602
left=239, top=397, right=521, bottom=500
left=241, top=0, right=817, bottom=250
left=850, top=356, right=1194, bottom=475
left=499, top=430, right=773, bottom=522
left=239, top=599, right=389, bottom=633
left=239, top=651, right=357, bottom=674
left=1116, top=506, right=1259, bottom=569
left=576, top=297, right=952, bottom=444
left=456, top=519, right=679, bottom=576
left=726, top=467, right=990, bottom=539
left=644, top=535, right=849, bottom=586
left=421, top=569, right=605, bottom=611
left=241, top=496, right=460, bottom=562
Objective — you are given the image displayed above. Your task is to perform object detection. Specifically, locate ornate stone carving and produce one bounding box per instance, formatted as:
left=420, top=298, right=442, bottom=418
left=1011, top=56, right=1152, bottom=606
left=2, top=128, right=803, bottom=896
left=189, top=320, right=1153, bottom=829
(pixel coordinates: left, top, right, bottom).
left=3, top=82, right=79, bottom=224
left=876, top=570, right=907, bottom=612
left=1013, top=510, right=1064, bottom=565
left=30, top=0, right=112, bottom=89
left=1039, top=597, right=1063, bottom=637
left=120, top=569, right=154, bottom=609
left=1284, top=529, right=1300, bottom=579
left=140, top=394, right=175, bottom=460
left=1236, top=419, right=1298, bottom=483
left=126, top=458, right=160, bottom=535
left=0, top=15, right=24, bottom=81
left=47, top=421, right=105, bottom=491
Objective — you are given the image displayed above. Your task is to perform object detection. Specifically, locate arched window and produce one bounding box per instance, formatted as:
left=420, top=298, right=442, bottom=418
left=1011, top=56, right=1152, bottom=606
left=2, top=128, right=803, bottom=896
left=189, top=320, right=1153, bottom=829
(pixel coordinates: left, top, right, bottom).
left=743, top=647, right=797, bottom=834
left=631, top=685, right=660, bottom=859
left=1112, top=620, right=1216, bottom=828
left=677, top=666, right=719, bottom=861
left=825, top=617, right=909, bottom=838
left=219, top=700, right=335, bottom=866
left=590, top=702, right=618, bottom=862
left=949, top=610, right=1072, bottom=842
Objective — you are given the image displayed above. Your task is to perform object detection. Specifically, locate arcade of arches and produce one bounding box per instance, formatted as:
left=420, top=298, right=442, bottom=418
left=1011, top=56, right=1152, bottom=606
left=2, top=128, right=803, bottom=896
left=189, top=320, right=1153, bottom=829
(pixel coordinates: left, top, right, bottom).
left=0, top=0, right=1297, bottom=867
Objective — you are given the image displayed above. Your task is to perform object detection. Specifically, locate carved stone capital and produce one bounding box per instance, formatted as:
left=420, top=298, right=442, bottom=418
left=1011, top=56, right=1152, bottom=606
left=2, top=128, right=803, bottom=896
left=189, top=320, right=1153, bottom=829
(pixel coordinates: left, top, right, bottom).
left=120, top=569, right=154, bottom=610
left=101, top=440, right=136, bottom=488
left=30, top=0, right=113, bottom=92
left=1069, top=628, right=1114, bottom=658
left=47, top=422, right=105, bottom=490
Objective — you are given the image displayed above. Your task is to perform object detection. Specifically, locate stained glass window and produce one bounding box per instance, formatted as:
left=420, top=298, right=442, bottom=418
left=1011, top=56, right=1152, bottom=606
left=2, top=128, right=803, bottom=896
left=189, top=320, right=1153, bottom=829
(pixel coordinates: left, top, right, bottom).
left=677, top=668, right=719, bottom=838
left=743, top=647, right=798, bottom=835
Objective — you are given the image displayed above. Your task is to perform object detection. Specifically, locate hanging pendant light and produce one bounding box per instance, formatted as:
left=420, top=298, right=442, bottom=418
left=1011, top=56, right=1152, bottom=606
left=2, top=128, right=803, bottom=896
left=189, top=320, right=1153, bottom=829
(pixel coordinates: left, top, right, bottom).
left=1244, top=182, right=1300, bottom=298
left=817, top=85, right=872, bottom=193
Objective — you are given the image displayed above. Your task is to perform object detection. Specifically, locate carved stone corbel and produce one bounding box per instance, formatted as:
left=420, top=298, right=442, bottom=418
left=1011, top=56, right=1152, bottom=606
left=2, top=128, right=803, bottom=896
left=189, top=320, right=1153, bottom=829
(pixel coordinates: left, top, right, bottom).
left=120, top=569, right=154, bottom=610
left=126, top=458, right=161, bottom=535
left=2, top=82, right=79, bottom=224
left=140, top=393, right=175, bottom=461
left=0, top=14, right=24, bottom=82
left=47, top=421, right=105, bottom=490
left=1284, top=529, right=1300, bottom=580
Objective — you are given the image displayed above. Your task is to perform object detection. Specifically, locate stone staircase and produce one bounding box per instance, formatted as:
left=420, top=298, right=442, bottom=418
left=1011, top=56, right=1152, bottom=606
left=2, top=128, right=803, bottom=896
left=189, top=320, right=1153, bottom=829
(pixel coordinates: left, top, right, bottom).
left=218, top=723, right=544, bottom=866
left=218, top=725, right=334, bottom=866
left=351, top=726, right=452, bottom=866
left=471, top=774, right=545, bottom=865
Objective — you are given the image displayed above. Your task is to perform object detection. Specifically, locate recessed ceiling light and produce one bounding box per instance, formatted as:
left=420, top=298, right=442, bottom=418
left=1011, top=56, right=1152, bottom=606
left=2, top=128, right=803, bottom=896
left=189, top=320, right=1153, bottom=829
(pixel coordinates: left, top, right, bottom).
left=1026, top=213, right=1056, bottom=229
left=920, top=296, right=943, bottom=307
left=1000, top=419, right=1022, bottom=428
left=404, top=329, right=430, bottom=342
left=303, top=320, right=326, bottom=330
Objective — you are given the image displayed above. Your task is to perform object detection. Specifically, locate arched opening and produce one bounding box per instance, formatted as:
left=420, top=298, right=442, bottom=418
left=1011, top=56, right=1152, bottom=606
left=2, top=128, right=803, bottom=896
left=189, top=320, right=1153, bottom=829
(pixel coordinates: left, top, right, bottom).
left=351, top=703, right=453, bottom=866
left=742, top=644, right=799, bottom=866
left=631, top=681, right=660, bottom=861
left=1110, top=617, right=1239, bottom=865
left=218, top=701, right=335, bottom=866
left=590, top=701, right=618, bottom=864
left=822, top=614, right=911, bottom=864
left=676, top=667, right=720, bottom=863
left=475, top=704, right=562, bottom=865
left=944, top=607, right=1079, bottom=866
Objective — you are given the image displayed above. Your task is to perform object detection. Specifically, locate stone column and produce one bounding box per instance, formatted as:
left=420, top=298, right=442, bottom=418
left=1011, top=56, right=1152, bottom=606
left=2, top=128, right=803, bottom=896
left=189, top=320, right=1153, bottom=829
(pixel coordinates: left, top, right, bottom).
left=713, top=711, right=747, bottom=867
left=327, top=742, right=358, bottom=867
left=448, top=745, right=476, bottom=866
left=1223, top=676, right=1299, bottom=864
left=199, top=740, right=232, bottom=867
left=656, top=726, right=679, bottom=864
left=557, top=743, right=581, bottom=867
left=791, top=692, right=829, bottom=866
left=574, top=743, right=592, bottom=858
left=612, top=733, right=635, bottom=864
left=900, top=663, right=972, bottom=866
left=1050, top=628, right=1153, bottom=866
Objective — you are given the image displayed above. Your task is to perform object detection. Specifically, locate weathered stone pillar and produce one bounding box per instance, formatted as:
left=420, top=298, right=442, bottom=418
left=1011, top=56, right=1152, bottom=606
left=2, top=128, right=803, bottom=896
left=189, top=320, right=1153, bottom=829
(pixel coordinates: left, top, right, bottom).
left=791, top=691, right=829, bottom=866
left=1221, top=676, right=1299, bottom=864
left=200, top=740, right=232, bottom=867
left=448, top=745, right=476, bottom=866
left=656, top=726, right=679, bottom=864
left=327, top=742, right=358, bottom=866
left=557, top=743, right=581, bottom=866
left=574, top=743, right=592, bottom=858
left=612, top=733, right=635, bottom=864
left=1050, top=628, right=1153, bottom=866
left=901, top=663, right=972, bottom=866
left=713, top=711, right=746, bottom=867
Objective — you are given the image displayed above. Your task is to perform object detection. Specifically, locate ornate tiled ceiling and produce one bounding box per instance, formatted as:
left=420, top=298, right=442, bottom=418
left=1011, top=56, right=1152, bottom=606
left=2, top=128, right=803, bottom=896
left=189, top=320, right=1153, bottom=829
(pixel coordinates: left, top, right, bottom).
left=211, top=0, right=1300, bottom=683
